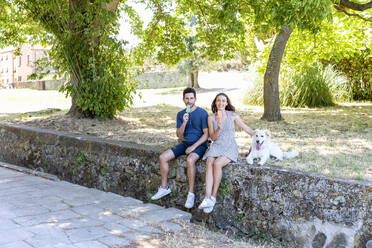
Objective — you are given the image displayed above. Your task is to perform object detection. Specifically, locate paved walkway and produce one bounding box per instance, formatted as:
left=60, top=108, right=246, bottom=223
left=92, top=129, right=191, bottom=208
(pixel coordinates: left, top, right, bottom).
left=0, top=164, right=191, bottom=248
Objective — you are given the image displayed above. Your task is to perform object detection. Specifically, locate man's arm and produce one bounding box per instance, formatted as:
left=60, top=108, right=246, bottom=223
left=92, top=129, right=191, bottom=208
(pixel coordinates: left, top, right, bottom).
left=176, top=113, right=188, bottom=138
left=185, top=128, right=208, bottom=155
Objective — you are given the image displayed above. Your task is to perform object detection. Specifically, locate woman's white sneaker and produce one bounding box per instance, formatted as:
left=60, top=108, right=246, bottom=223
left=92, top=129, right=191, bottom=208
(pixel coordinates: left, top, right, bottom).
left=203, top=196, right=216, bottom=214
left=151, top=187, right=171, bottom=200
left=198, top=197, right=215, bottom=209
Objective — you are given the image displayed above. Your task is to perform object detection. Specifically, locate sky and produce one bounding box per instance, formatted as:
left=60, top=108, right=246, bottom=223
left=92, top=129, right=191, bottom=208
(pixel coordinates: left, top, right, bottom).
left=117, top=1, right=153, bottom=47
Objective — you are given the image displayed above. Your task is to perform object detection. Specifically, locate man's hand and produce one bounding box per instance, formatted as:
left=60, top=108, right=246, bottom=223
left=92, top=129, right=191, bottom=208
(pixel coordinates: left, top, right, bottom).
left=185, top=145, right=196, bottom=155
left=183, top=113, right=189, bottom=123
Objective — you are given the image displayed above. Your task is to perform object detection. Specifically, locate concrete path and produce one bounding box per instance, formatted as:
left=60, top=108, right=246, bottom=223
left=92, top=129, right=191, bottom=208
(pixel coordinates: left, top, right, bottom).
left=0, top=163, right=191, bottom=248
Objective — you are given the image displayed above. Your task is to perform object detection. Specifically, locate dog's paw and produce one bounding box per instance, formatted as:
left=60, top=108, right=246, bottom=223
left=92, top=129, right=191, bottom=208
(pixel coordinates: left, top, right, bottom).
left=258, top=158, right=267, bottom=166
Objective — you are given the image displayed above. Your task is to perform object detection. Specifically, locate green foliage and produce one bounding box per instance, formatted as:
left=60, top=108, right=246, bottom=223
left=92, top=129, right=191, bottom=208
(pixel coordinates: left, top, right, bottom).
left=323, top=65, right=352, bottom=102
left=72, top=167, right=78, bottom=177
left=219, top=178, right=232, bottom=197
left=76, top=152, right=88, bottom=164
left=2, top=0, right=138, bottom=119
left=243, top=66, right=265, bottom=106
left=100, top=163, right=109, bottom=175
left=137, top=71, right=187, bottom=89
left=41, top=160, right=49, bottom=169
left=149, top=186, right=157, bottom=194
left=281, top=63, right=334, bottom=107
left=331, top=48, right=372, bottom=101
left=283, top=12, right=371, bottom=101
left=236, top=212, right=246, bottom=221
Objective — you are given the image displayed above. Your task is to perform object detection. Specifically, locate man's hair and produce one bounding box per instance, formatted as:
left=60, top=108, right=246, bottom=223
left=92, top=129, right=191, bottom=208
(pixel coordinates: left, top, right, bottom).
left=183, top=87, right=196, bottom=98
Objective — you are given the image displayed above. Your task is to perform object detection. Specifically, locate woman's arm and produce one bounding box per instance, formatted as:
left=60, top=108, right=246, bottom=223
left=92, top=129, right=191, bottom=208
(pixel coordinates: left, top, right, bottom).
left=208, top=115, right=221, bottom=141
left=234, top=114, right=254, bottom=136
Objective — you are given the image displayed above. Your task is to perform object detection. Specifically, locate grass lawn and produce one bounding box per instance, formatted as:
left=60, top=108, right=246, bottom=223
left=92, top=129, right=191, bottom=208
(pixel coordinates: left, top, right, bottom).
left=2, top=101, right=371, bottom=182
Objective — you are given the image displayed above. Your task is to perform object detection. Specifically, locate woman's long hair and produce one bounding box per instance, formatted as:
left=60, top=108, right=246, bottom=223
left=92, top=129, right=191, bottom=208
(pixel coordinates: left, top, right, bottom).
left=211, top=93, right=235, bottom=113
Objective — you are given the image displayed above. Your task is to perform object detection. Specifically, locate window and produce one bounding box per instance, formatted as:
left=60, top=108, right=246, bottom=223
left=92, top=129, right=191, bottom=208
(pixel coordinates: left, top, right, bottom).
left=0, top=56, right=2, bottom=61
left=27, top=55, right=30, bottom=66
left=18, top=57, right=21, bottom=67
left=5, top=55, right=8, bottom=60
left=6, top=68, right=8, bottom=73
left=18, top=76, right=22, bottom=82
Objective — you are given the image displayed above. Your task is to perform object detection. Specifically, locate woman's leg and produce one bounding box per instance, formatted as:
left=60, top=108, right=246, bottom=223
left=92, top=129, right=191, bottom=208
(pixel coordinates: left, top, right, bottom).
left=205, top=157, right=216, bottom=198
left=212, top=156, right=231, bottom=198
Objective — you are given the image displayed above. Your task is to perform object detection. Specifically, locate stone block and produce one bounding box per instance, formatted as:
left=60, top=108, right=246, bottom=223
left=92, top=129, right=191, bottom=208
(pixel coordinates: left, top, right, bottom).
left=312, top=232, right=327, bottom=248
left=326, top=233, right=347, bottom=248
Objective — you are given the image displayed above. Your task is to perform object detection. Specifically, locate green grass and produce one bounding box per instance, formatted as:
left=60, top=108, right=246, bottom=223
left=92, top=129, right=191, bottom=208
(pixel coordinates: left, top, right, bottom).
left=0, top=108, right=64, bottom=122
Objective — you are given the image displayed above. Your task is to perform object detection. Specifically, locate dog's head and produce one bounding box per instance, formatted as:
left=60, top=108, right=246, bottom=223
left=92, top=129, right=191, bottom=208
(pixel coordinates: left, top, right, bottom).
left=252, top=129, right=270, bottom=150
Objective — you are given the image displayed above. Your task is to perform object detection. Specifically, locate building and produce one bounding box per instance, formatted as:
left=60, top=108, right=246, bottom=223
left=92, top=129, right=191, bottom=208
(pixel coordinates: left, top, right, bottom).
left=0, top=44, right=52, bottom=88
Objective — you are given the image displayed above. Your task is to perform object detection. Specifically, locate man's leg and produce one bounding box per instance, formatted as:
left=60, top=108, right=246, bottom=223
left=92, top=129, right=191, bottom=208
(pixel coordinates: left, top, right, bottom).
left=159, top=149, right=175, bottom=188
left=186, top=152, right=200, bottom=193
left=151, top=149, right=176, bottom=200
left=184, top=152, right=200, bottom=208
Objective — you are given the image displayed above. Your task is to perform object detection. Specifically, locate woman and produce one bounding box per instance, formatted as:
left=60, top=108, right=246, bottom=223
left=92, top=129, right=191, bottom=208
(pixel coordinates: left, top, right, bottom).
left=198, top=93, right=254, bottom=213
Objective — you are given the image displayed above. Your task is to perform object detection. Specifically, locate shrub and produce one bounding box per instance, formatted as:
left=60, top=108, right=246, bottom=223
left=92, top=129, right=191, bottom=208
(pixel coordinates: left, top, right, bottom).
left=331, top=48, right=372, bottom=101
left=137, top=71, right=187, bottom=89
left=281, top=63, right=334, bottom=107
left=323, top=65, right=352, bottom=102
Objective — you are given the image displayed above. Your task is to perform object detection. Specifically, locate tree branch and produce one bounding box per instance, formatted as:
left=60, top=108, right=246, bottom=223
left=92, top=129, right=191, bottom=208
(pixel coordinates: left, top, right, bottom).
left=338, top=0, right=372, bottom=11
left=334, top=4, right=372, bottom=22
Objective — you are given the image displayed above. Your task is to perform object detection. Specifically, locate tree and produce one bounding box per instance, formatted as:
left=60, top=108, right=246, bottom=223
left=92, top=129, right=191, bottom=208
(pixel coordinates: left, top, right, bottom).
left=1, top=0, right=138, bottom=119
left=258, top=0, right=372, bottom=120
left=130, top=2, right=246, bottom=89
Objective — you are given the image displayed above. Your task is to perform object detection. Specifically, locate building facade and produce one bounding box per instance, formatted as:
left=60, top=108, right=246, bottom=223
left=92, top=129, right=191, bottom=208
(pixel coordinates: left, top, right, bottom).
left=0, top=44, right=51, bottom=88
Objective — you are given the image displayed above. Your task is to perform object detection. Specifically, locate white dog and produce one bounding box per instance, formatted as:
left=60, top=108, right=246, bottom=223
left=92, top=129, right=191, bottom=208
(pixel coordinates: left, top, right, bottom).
left=246, top=129, right=299, bottom=165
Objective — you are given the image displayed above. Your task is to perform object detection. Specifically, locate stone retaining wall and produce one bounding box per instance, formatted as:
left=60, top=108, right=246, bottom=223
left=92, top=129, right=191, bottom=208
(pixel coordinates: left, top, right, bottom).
left=13, top=80, right=63, bottom=90
left=0, top=121, right=371, bottom=248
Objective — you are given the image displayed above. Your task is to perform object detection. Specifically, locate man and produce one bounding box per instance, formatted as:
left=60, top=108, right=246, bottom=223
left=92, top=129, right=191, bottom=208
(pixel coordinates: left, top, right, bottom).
left=151, top=87, right=209, bottom=208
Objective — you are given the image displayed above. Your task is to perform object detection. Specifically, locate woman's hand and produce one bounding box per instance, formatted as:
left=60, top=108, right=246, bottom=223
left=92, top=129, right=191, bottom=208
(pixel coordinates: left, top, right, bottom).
left=216, top=110, right=224, bottom=129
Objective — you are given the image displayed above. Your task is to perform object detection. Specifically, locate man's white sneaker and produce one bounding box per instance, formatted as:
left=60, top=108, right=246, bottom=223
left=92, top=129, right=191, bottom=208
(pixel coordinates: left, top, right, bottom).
left=184, top=192, right=195, bottom=209
left=203, top=196, right=216, bottom=214
left=198, top=197, right=215, bottom=209
left=151, top=187, right=171, bottom=200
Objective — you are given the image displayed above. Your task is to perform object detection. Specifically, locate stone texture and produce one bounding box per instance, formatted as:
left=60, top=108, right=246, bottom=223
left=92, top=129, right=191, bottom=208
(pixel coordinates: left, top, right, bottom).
left=0, top=122, right=371, bottom=247
left=157, top=221, right=184, bottom=232
left=0, top=166, right=190, bottom=248
left=312, top=232, right=327, bottom=248
left=366, top=240, right=372, bottom=248
left=326, top=233, right=347, bottom=248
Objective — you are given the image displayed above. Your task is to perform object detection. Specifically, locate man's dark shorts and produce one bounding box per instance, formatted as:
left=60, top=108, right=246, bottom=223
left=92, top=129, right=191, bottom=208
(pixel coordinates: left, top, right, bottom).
left=171, top=142, right=207, bottom=158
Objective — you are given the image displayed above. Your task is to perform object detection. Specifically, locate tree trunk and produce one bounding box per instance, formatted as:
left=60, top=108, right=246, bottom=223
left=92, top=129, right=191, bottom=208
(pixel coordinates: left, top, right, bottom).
left=193, top=70, right=200, bottom=88
left=66, top=72, right=94, bottom=118
left=188, top=72, right=194, bottom=88
left=261, top=23, right=292, bottom=121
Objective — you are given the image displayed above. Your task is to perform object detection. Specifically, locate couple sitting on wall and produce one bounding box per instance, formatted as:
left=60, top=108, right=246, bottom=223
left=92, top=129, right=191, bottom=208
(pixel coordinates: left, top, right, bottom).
left=151, top=87, right=254, bottom=213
